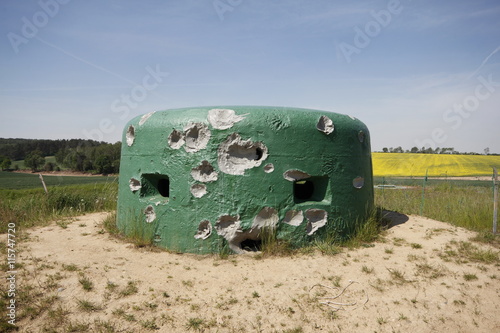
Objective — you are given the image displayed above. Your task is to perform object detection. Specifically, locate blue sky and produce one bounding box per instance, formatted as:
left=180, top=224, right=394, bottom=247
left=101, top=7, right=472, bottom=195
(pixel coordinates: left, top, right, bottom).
left=1, top=0, right=499, bottom=153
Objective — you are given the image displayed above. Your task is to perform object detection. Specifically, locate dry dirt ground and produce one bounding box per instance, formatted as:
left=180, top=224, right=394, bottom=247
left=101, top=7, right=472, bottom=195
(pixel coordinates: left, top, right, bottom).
left=7, top=212, right=500, bottom=333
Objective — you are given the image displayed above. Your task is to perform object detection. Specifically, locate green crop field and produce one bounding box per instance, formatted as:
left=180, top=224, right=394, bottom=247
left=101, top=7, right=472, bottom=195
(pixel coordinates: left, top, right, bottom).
left=0, top=171, right=117, bottom=190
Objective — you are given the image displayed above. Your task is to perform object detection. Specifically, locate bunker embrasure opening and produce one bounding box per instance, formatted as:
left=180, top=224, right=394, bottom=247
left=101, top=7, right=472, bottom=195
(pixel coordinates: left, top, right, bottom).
left=293, top=176, right=329, bottom=203
left=140, top=174, right=170, bottom=198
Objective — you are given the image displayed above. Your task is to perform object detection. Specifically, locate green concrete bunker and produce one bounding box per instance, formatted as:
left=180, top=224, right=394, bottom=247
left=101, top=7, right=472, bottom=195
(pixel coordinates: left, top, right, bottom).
left=116, top=106, right=374, bottom=254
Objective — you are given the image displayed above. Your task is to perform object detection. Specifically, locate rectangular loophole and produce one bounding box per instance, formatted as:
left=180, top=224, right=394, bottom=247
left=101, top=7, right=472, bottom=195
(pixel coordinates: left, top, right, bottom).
left=141, top=174, right=170, bottom=198
left=293, top=176, right=329, bottom=203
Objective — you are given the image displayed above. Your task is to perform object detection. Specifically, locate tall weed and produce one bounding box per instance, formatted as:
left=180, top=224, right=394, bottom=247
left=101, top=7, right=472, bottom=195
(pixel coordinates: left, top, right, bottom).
left=376, top=182, right=498, bottom=232
left=0, top=182, right=117, bottom=233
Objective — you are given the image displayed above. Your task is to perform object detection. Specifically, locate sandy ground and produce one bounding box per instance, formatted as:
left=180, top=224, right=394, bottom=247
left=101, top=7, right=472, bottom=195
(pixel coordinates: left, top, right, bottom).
left=9, top=212, right=500, bottom=333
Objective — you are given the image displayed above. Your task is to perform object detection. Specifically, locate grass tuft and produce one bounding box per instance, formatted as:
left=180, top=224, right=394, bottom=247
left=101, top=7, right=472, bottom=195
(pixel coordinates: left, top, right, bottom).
left=186, top=317, right=205, bottom=331
left=78, top=275, right=94, bottom=291
left=76, top=299, right=103, bottom=312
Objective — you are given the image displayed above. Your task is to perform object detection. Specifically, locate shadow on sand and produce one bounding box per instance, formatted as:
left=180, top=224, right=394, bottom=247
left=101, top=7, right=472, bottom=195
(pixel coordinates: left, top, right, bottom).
left=382, top=210, right=409, bottom=229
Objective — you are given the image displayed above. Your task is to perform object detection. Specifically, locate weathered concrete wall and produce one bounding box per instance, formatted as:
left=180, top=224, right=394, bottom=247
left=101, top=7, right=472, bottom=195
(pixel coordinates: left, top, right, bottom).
left=116, top=106, right=374, bottom=254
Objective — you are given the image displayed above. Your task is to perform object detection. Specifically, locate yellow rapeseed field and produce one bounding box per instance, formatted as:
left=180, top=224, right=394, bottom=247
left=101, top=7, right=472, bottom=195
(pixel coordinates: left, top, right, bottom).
left=372, top=153, right=500, bottom=177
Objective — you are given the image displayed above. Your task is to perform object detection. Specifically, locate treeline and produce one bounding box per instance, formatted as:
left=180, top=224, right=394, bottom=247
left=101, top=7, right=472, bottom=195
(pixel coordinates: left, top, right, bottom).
left=0, top=138, right=121, bottom=174
left=380, top=146, right=498, bottom=155
left=55, top=142, right=121, bottom=174
left=0, top=138, right=103, bottom=161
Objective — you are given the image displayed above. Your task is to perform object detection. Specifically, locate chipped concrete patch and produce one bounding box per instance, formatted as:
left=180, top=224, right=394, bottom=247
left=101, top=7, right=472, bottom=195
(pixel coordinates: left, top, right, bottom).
left=353, top=176, right=364, bottom=189
left=194, top=220, right=212, bottom=240
left=215, top=215, right=244, bottom=253
left=190, top=184, right=207, bottom=198
left=129, top=178, right=141, bottom=192
left=283, top=169, right=311, bottom=181
left=191, top=160, right=218, bottom=183
left=144, top=205, right=156, bottom=223
left=184, top=122, right=211, bottom=153
left=252, top=207, right=279, bottom=229
left=217, top=133, right=268, bottom=175
left=168, top=129, right=185, bottom=149
left=305, top=209, right=327, bottom=235
left=207, top=108, right=246, bottom=129
left=139, top=111, right=155, bottom=125
left=264, top=163, right=274, bottom=173
left=316, top=115, right=334, bottom=135
left=358, top=130, right=365, bottom=143
left=126, top=125, right=135, bottom=146
left=283, top=210, right=304, bottom=226
left=214, top=208, right=280, bottom=253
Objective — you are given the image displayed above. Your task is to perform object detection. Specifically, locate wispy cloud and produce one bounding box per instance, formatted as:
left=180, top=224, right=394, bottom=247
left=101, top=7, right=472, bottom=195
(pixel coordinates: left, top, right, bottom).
left=469, top=46, right=500, bottom=79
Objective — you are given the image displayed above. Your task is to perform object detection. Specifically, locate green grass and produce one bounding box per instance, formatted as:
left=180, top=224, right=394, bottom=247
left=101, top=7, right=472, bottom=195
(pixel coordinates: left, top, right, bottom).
left=78, top=275, right=94, bottom=291
left=0, top=181, right=117, bottom=233
left=0, top=171, right=117, bottom=190
left=376, top=181, right=498, bottom=232
left=374, top=176, right=493, bottom=188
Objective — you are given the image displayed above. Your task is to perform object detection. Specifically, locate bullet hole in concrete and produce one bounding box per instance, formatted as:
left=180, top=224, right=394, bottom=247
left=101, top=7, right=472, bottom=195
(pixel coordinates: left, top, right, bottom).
left=253, top=207, right=279, bottom=229
left=218, top=133, right=268, bottom=175
left=353, top=176, right=364, bottom=189
left=184, top=122, right=211, bottom=153
left=129, top=178, right=141, bottom=192
left=168, top=129, right=185, bottom=149
left=207, top=108, right=246, bottom=129
left=215, top=215, right=244, bottom=253
left=191, top=160, right=218, bottom=182
left=215, top=209, right=278, bottom=253
left=293, top=176, right=329, bottom=203
left=139, top=111, right=155, bottom=125
left=283, top=210, right=304, bottom=226
left=240, top=207, right=279, bottom=252
left=126, top=125, right=135, bottom=146
left=316, top=115, right=334, bottom=135
left=255, top=148, right=264, bottom=160
left=194, top=220, right=212, bottom=240
left=190, top=184, right=207, bottom=198
left=144, top=205, right=156, bottom=223
left=283, top=169, right=311, bottom=182
left=141, top=174, right=170, bottom=198
left=305, top=209, right=328, bottom=235
left=358, top=130, right=365, bottom=143
left=264, top=163, right=274, bottom=173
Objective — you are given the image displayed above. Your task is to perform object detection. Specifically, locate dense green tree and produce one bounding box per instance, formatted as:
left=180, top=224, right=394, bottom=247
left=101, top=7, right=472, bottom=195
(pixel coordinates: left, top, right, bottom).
left=24, top=150, right=45, bottom=172
left=0, top=155, right=11, bottom=170
left=44, top=162, right=55, bottom=172
left=94, top=155, right=113, bottom=174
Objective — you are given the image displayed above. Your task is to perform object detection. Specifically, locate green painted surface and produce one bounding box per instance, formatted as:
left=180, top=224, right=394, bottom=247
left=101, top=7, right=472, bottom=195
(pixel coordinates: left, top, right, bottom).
left=116, top=106, right=374, bottom=254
